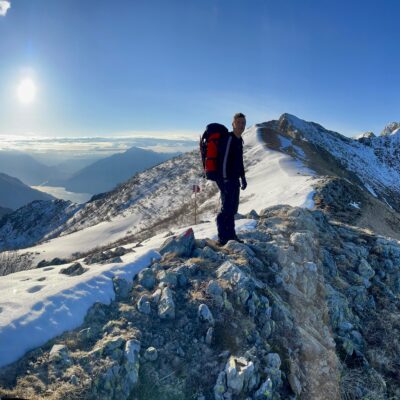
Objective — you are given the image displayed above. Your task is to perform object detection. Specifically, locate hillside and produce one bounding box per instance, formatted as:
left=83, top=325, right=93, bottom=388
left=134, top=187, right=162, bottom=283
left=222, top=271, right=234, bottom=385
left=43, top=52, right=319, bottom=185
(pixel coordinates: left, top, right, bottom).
left=1, top=206, right=400, bottom=399
left=0, top=150, right=59, bottom=185
left=0, top=172, right=55, bottom=210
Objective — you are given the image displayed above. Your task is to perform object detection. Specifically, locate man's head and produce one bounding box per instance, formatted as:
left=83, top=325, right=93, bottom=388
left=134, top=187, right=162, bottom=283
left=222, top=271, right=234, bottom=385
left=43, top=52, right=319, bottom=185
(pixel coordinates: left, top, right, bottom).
left=232, top=112, right=246, bottom=138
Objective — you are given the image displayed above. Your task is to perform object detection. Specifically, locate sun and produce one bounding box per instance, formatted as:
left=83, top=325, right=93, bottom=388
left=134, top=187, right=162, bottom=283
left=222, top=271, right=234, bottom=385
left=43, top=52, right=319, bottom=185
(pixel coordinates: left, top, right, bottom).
left=17, top=78, right=37, bottom=104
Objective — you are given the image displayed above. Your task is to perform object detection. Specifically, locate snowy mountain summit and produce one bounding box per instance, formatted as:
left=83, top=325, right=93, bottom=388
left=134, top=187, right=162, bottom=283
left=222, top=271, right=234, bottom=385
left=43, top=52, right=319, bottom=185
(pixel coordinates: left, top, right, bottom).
left=380, top=121, right=400, bottom=136
left=1, top=114, right=400, bottom=399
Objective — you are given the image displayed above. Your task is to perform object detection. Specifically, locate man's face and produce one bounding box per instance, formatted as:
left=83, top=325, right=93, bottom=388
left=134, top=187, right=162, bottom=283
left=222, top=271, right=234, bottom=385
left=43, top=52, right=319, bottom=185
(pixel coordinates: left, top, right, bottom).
left=232, top=117, right=246, bottom=137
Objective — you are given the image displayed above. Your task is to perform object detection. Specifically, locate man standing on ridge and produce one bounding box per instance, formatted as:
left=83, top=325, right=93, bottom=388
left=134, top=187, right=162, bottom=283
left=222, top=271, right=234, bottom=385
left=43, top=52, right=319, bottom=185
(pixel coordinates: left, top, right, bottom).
left=216, top=112, right=247, bottom=246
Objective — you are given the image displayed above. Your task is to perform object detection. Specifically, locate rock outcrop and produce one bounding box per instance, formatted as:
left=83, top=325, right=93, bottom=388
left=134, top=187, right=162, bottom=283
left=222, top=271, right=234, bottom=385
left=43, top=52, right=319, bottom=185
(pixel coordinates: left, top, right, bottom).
left=1, top=205, right=400, bottom=399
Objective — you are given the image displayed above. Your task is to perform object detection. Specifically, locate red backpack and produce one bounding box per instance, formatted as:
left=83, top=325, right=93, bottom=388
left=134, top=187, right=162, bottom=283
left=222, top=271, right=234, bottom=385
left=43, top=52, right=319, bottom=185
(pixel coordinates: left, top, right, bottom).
left=199, top=123, right=229, bottom=181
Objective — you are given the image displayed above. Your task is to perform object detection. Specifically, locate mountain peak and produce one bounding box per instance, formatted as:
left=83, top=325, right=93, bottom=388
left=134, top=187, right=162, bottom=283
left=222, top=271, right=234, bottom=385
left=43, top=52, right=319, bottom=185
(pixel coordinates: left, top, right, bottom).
left=380, top=121, right=400, bottom=136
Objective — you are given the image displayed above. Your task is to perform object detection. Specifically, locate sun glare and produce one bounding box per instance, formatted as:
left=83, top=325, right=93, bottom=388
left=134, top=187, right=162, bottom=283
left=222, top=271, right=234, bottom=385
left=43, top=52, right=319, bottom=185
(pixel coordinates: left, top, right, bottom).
left=17, top=78, right=37, bottom=104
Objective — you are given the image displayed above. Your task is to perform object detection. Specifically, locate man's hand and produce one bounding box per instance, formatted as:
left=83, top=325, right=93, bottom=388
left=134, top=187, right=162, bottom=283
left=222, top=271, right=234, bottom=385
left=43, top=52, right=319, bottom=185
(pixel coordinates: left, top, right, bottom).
left=240, top=176, right=247, bottom=190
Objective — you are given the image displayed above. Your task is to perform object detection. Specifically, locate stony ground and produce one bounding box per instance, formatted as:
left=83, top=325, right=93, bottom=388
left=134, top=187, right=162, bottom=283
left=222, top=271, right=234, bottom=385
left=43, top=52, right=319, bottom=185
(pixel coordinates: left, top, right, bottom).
left=1, top=205, right=400, bottom=399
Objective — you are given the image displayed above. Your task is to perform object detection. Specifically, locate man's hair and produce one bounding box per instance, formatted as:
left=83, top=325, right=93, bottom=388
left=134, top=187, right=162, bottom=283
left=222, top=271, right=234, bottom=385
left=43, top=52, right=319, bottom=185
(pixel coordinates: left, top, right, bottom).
left=233, top=112, right=246, bottom=120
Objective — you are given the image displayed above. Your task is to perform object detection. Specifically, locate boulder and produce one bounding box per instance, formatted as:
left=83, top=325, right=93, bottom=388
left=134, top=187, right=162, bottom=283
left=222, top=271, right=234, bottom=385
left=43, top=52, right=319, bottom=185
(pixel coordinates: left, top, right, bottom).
left=158, top=287, right=176, bottom=319
left=159, top=228, right=195, bottom=257
left=59, top=262, right=87, bottom=276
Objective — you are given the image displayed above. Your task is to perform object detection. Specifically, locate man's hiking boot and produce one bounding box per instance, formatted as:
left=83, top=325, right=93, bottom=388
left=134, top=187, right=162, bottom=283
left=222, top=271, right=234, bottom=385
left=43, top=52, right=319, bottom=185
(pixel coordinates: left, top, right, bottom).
left=217, top=238, right=228, bottom=246
left=218, top=236, right=244, bottom=245
left=232, top=235, right=244, bottom=243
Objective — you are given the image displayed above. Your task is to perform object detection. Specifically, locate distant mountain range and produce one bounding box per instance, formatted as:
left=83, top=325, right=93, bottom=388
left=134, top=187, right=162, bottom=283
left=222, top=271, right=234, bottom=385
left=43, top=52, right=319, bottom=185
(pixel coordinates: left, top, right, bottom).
left=50, top=146, right=179, bottom=194
left=0, top=150, right=59, bottom=185
left=0, top=172, right=54, bottom=210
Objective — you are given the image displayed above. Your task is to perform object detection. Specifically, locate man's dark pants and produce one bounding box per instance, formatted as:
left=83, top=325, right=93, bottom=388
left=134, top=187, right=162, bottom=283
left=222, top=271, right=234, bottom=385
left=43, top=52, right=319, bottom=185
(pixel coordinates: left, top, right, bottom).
left=216, top=178, right=240, bottom=241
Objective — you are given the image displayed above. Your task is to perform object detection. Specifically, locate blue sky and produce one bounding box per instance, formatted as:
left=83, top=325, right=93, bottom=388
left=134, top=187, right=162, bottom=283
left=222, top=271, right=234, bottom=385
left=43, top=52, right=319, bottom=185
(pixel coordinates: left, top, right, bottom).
left=0, top=0, right=399, bottom=138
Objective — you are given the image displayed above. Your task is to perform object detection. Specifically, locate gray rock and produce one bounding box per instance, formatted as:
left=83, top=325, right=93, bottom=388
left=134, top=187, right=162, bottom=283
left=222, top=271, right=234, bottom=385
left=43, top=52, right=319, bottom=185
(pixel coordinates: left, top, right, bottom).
left=59, top=262, right=87, bottom=276
left=114, top=246, right=129, bottom=257
left=214, top=371, right=227, bottom=400
left=254, top=378, right=273, bottom=399
left=144, top=346, right=158, bottom=361
left=157, top=270, right=178, bottom=288
left=289, top=231, right=315, bottom=261
left=49, top=344, right=70, bottom=364
left=137, top=268, right=156, bottom=290
left=151, top=288, right=162, bottom=304
left=84, top=251, right=121, bottom=265
left=358, top=258, right=375, bottom=280
left=137, top=295, right=151, bottom=315
left=206, top=280, right=225, bottom=308
left=224, top=241, right=255, bottom=257
left=191, top=248, right=203, bottom=258
left=175, top=268, right=189, bottom=287
left=103, top=337, right=125, bottom=357
left=158, top=287, right=176, bottom=319
left=198, top=303, right=215, bottom=325
left=338, top=321, right=353, bottom=332
left=216, top=261, right=254, bottom=292
left=322, top=249, right=338, bottom=276
left=206, top=327, right=214, bottom=345
left=207, top=280, right=224, bottom=297
left=159, top=228, right=195, bottom=257
left=113, top=277, right=133, bottom=300
left=246, top=209, right=259, bottom=220
left=225, top=356, right=255, bottom=394
left=78, top=327, right=93, bottom=341
left=123, top=339, right=141, bottom=387
left=266, top=353, right=281, bottom=369
left=98, top=256, right=123, bottom=265
left=202, top=246, right=223, bottom=261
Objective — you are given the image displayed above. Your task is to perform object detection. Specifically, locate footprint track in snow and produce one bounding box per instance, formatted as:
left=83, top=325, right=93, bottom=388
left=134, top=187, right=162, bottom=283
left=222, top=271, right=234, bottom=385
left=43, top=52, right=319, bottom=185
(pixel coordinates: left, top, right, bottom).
left=26, top=285, right=45, bottom=293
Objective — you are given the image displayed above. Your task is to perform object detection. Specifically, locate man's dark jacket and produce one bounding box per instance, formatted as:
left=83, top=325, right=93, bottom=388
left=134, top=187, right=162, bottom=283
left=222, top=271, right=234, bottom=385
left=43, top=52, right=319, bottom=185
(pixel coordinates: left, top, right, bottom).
left=217, top=132, right=245, bottom=180
left=215, top=131, right=245, bottom=242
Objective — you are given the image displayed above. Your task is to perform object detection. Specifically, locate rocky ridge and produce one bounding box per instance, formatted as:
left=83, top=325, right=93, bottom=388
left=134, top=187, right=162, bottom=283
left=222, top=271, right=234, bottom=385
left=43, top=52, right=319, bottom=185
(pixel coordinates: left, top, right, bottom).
left=1, top=205, right=400, bottom=399
left=258, top=114, right=400, bottom=213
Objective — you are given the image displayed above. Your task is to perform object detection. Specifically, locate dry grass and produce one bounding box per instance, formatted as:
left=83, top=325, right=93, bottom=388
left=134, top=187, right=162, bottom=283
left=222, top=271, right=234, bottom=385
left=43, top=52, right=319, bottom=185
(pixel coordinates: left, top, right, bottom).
left=0, top=250, right=33, bottom=276
left=340, top=367, right=387, bottom=400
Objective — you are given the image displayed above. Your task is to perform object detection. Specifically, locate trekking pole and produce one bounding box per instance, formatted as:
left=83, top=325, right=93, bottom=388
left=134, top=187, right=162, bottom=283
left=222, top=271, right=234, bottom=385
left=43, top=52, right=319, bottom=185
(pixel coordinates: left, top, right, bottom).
left=192, top=183, right=200, bottom=225
left=194, top=190, right=197, bottom=225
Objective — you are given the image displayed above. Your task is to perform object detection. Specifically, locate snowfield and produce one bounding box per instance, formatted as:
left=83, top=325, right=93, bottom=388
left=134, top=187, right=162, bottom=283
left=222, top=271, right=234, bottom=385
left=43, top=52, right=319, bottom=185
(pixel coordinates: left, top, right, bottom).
left=0, top=123, right=317, bottom=368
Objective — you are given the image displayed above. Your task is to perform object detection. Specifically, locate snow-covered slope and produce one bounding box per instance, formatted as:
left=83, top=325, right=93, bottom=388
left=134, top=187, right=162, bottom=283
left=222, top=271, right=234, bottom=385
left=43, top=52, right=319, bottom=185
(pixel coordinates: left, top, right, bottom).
left=0, top=219, right=256, bottom=368
left=271, top=113, right=400, bottom=211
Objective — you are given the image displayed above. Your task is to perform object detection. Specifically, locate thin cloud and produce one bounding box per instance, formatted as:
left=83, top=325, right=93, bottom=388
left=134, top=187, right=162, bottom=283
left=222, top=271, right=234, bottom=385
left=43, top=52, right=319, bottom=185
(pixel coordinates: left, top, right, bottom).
left=0, top=1, right=10, bottom=16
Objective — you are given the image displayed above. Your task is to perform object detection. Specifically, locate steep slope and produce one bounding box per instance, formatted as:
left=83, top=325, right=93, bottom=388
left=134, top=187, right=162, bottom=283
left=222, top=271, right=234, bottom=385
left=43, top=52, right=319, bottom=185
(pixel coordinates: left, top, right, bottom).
left=0, top=172, right=55, bottom=210
left=56, top=146, right=178, bottom=194
left=0, top=206, right=12, bottom=219
left=0, top=199, right=81, bottom=251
